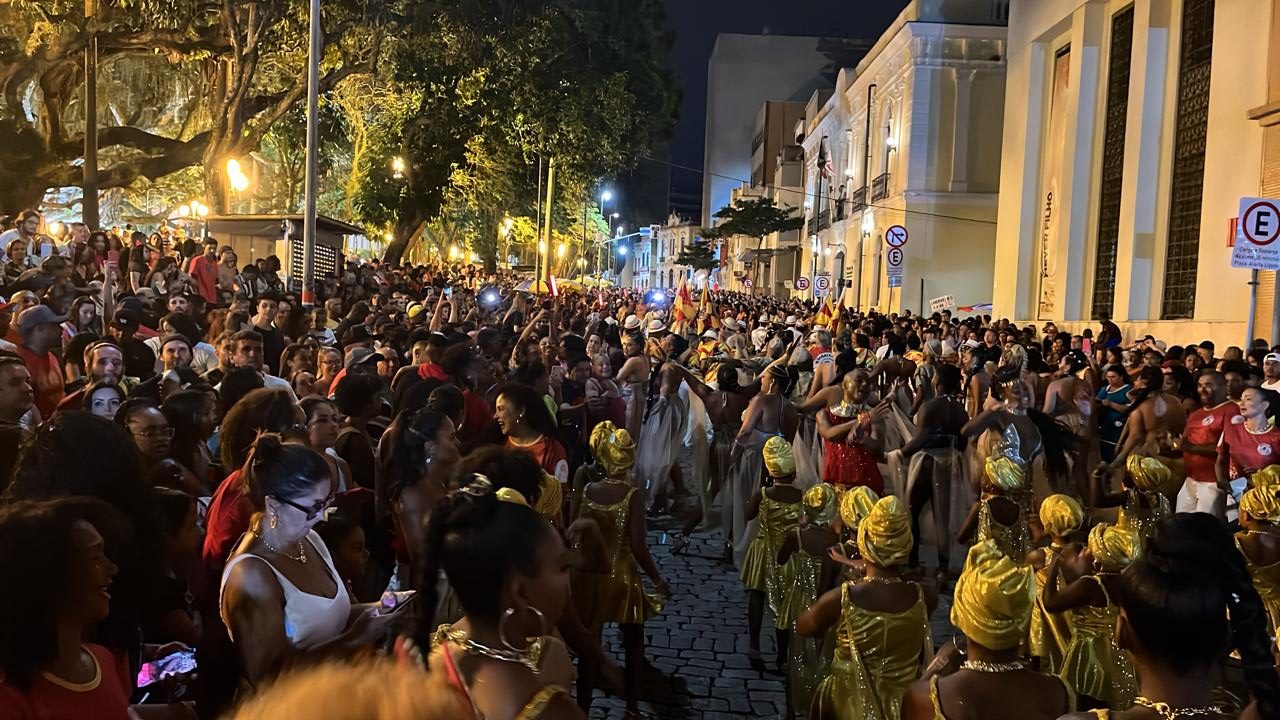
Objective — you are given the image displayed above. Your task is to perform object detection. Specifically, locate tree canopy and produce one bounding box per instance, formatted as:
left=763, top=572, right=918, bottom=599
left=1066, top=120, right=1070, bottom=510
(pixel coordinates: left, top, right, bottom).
left=701, top=196, right=803, bottom=241
left=0, top=0, right=394, bottom=214
left=674, top=238, right=717, bottom=273
left=355, top=0, right=679, bottom=267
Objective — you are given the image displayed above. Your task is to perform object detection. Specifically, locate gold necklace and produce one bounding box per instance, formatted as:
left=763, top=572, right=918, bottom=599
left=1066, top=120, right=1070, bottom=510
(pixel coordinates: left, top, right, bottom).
left=507, top=433, right=545, bottom=448
left=862, top=575, right=905, bottom=585
left=441, top=625, right=543, bottom=673
left=254, top=529, right=307, bottom=564
left=1133, top=696, right=1224, bottom=718
left=961, top=658, right=1028, bottom=673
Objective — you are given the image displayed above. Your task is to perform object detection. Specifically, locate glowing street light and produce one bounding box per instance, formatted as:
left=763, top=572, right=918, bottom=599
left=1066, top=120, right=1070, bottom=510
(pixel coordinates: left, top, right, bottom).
left=226, top=158, right=251, bottom=193
left=391, top=156, right=406, bottom=178
left=556, top=243, right=566, bottom=258
left=611, top=212, right=619, bottom=219
left=192, top=201, right=209, bottom=218
left=449, top=245, right=460, bottom=260
left=600, top=189, right=613, bottom=204
left=177, top=204, right=191, bottom=218
left=617, top=245, right=628, bottom=256
left=538, top=240, right=547, bottom=254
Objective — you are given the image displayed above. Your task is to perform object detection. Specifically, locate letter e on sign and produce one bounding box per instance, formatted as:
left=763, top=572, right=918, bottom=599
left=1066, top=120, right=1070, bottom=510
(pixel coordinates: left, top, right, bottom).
left=1233, top=197, right=1280, bottom=271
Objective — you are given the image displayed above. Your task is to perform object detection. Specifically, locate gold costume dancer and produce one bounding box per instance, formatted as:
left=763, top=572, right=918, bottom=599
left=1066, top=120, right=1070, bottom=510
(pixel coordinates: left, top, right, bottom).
left=778, top=483, right=840, bottom=716
left=972, top=424, right=1031, bottom=560
left=741, top=435, right=804, bottom=667
left=1029, top=494, right=1084, bottom=674
left=1052, top=523, right=1139, bottom=709
left=1117, top=455, right=1171, bottom=542
left=918, top=538, right=1076, bottom=717
left=836, top=485, right=881, bottom=564
left=801, top=496, right=932, bottom=720
left=1236, top=486, right=1280, bottom=637
left=571, top=422, right=665, bottom=630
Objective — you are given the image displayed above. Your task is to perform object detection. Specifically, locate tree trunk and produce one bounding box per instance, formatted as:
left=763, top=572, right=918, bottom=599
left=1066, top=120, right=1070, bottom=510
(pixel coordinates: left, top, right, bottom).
left=205, top=162, right=230, bottom=215
left=384, top=210, right=427, bottom=266
left=0, top=176, right=50, bottom=217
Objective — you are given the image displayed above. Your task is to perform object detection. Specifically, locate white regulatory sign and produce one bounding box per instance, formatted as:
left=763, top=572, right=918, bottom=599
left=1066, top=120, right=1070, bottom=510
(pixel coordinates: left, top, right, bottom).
left=814, top=274, right=830, bottom=298
left=794, top=276, right=811, bottom=291
left=1234, top=197, right=1280, bottom=271
left=886, top=247, right=904, bottom=276
left=885, top=225, right=909, bottom=248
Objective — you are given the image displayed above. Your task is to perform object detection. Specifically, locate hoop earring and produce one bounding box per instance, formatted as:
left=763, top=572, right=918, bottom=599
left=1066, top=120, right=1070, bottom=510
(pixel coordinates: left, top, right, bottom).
left=498, top=605, right=548, bottom=672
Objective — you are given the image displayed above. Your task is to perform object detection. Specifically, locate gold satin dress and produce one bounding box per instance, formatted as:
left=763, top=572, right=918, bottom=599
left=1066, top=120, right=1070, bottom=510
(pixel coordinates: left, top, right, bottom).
left=571, top=485, right=663, bottom=629
left=810, top=582, right=930, bottom=720
left=739, top=491, right=803, bottom=616
left=976, top=424, right=1032, bottom=560
left=1236, top=533, right=1280, bottom=636
left=1116, top=488, right=1169, bottom=543
left=778, top=529, right=833, bottom=714
left=1029, top=543, right=1074, bottom=673
left=1057, top=575, right=1137, bottom=708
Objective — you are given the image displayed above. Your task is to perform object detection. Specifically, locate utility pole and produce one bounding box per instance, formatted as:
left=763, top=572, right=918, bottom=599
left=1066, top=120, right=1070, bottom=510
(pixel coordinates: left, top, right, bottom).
left=542, top=157, right=557, bottom=290
left=300, top=0, right=321, bottom=305
left=534, top=156, right=543, bottom=282
left=82, top=0, right=99, bottom=229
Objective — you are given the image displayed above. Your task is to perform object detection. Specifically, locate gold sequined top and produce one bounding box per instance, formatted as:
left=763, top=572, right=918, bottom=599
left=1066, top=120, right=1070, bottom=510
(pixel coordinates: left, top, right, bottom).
left=1116, top=488, right=1169, bottom=542
left=1236, top=532, right=1280, bottom=636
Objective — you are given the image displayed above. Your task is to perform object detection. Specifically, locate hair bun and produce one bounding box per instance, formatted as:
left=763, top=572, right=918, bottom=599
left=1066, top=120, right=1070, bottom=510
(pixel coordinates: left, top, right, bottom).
left=251, top=432, right=285, bottom=464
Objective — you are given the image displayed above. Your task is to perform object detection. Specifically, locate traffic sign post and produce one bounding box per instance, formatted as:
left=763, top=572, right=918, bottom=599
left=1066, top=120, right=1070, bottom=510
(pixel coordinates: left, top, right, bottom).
left=1234, top=197, right=1280, bottom=348
left=885, top=225, right=908, bottom=248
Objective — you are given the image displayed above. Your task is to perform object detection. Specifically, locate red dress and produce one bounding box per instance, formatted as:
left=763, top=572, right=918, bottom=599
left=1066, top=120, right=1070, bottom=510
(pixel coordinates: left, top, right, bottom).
left=821, top=408, right=884, bottom=493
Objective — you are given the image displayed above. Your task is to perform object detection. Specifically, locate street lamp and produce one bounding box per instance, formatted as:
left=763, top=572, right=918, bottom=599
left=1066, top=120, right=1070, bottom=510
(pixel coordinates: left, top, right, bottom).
left=600, top=189, right=613, bottom=204
left=391, top=156, right=406, bottom=178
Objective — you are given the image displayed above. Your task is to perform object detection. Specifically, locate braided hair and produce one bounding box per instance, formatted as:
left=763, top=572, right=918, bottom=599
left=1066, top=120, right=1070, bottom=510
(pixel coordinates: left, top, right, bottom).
left=1118, top=514, right=1280, bottom=718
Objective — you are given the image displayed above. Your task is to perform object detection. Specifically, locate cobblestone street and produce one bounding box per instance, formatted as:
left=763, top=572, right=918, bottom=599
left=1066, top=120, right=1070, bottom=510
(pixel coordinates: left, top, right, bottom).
left=583, top=515, right=957, bottom=719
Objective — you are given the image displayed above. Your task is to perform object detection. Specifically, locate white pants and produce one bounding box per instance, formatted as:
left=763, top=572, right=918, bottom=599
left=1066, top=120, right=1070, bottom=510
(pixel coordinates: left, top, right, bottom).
left=1176, top=478, right=1226, bottom=520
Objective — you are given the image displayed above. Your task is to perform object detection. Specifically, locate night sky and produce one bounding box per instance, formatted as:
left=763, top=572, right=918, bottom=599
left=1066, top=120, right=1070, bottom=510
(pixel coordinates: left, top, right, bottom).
left=658, top=0, right=910, bottom=219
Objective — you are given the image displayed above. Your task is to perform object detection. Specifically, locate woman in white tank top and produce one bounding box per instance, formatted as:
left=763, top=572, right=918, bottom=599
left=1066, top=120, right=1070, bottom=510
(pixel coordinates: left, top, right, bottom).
left=219, top=435, right=395, bottom=686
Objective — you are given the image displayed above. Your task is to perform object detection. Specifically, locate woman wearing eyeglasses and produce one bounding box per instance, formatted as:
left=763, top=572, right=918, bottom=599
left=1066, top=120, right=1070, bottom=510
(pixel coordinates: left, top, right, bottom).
left=220, top=433, right=395, bottom=688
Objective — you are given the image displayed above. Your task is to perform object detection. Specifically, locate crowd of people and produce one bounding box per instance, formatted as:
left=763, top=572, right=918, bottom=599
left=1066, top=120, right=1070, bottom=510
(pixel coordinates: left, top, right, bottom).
left=1, top=208, right=1280, bottom=719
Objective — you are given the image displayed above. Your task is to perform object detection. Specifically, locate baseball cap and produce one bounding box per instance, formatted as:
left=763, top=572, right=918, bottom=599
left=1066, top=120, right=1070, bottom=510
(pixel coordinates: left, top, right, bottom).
left=17, top=305, right=65, bottom=333
left=344, top=347, right=381, bottom=370
left=1265, top=352, right=1280, bottom=363
left=159, top=333, right=192, bottom=351
left=111, top=309, right=141, bottom=330
left=341, top=325, right=381, bottom=347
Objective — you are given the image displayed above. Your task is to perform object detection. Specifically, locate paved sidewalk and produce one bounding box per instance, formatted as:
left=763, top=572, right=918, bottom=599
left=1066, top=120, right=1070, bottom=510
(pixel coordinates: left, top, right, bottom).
left=582, top=516, right=957, bottom=719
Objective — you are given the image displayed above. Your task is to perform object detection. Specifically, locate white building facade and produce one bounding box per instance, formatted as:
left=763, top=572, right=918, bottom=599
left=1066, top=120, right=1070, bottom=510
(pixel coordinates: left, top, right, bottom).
left=993, top=0, right=1273, bottom=346
left=799, top=1, right=1008, bottom=314
left=655, top=215, right=702, bottom=289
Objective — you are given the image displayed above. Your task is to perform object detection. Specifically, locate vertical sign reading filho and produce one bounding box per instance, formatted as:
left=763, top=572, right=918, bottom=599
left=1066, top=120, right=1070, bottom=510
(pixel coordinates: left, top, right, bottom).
left=1233, top=198, right=1280, bottom=270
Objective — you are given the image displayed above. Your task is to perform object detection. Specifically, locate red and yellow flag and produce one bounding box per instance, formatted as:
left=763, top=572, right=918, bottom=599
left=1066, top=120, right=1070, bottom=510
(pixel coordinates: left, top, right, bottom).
left=675, top=279, right=696, bottom=323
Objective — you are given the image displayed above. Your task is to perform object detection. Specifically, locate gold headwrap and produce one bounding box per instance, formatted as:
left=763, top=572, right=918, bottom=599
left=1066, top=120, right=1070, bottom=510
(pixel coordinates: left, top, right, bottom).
left=1088, top=523, right=1140, bottom=573
left=589, top=421, right=636, bottom=477
left=1125, top=455, right=1170, bottom=492
left=1039, top=494, right=1084, bottom=538
left=1254, top=465, right=1280, bottom=491
left=1241, top=486, right=1280, bottom=523
left=857, top=496, right=913, bottom=568
left=983, top=456, right=1027, bottom=493
left=763, top=436, right=796, bottom=478
left=495, top=487, right=529, bottom=507
left=839, top=486, right=880, bottom=530
left=950, top=539, right=1036, bottom=651
left=803, top=483, right=838, bottom=525
left=535, top=473, right=562, bottom=521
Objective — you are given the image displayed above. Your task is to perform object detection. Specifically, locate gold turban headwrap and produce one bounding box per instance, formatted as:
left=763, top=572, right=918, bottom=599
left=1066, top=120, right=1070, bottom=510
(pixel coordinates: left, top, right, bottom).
left=763, top=436, right=796, bottom=478
left=535, top=473, right=562, bottom=521
left=1241, top=486, right=1280, bottom=523
left=950, top=539, right=1036, bottom=651
left=1088, top=523, right=1140, bottom=573
left=803, top=483, right=838, bottom=525
left=983, top=456, right=1027, bottom=493
left=1125, top=455, right=1170, bottom=492
left=839, top=486, right=880, bottom=530
left=857, top=496, right=913, bottom=568
left=1253, top=465, right=1280, bottom=491
left=1039, top=494, right=1084, bottom=538
left=589, top=421, right=636, bottom=477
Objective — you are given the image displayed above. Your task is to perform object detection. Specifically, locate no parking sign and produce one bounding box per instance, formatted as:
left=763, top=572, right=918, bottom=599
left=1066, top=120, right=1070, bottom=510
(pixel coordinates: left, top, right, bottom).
left=1233, top=197, right=1280, bottom=270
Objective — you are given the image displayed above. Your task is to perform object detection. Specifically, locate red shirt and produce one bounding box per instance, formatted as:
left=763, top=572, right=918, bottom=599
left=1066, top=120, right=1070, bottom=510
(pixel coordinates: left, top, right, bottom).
left=1184, top=401, right=1240, bottom=482
left=0, top=644, right=131, bottom=720
left=507, top=436, right=569, bottom=485
left=188, top=254, right=220, bottom=304
left=16, top=344, right=63, bottom=419
left=201, top=469, right=251, bottom=596
left=1219, top=415, right=1280, bottom=479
